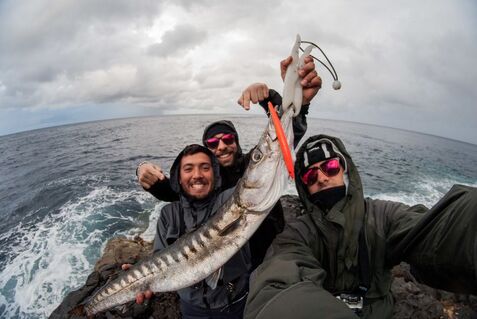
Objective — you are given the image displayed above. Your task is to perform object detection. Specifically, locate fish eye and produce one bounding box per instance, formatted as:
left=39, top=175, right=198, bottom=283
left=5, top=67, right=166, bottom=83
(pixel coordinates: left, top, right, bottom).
left=251, top=149, right=263, bottom=162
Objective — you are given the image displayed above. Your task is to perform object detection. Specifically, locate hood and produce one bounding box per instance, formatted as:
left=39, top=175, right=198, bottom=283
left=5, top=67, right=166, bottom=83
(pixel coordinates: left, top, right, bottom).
left=295, top=134, right=365, bottom=269
left=202, top=120, right=243, bottom=158
left=169, top=144, right=222, bottom=197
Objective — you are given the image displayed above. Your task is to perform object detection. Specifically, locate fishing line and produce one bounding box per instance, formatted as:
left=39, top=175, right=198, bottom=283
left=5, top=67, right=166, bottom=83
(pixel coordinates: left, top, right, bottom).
left=300, top=40, right=341, bottom=90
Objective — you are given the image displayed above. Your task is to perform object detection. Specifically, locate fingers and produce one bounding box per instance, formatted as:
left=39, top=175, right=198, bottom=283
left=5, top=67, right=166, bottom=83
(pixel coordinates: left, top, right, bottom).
left=250, top=83, right=268, bottom=103
left=136, top=293, right=145, bottom=304
left=281, top=54, right=322, bottom=105
left=307, top=74, right=322, bottom=89
left=125, top=265, right=153, bottom=305
left=135, top=290, right=153, bottom=304
left=303, top=55, right=314, bottom=66
left=301, top=71, right=322, bottom=89
left=121, top=264, right=154, bottom=305
left=144, top=290, right=153, bottom=299
left=237, top=83, right=269, bottom=110
left=299, top=58, right=315, bottom=79
left=238, top=91, right=251, bottom=110
left=261, top=84, right=269, bottom=100
left=150, top=164, right=165, bottom=180
left=121, top=263, right=132, bottom=271
left=280, top=56, right=293, bottom=81
left=302, top=73, right=322, bottom=105
left=138, top=163, right=165, bottom=190
left=281, top=56, right=315, bottom=82
left=254, top=87, right=263, bottom=102
left=298, top=57, right=322, bottom=89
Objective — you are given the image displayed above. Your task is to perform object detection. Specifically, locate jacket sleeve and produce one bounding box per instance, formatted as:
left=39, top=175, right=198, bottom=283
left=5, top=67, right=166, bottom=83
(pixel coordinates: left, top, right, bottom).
left=258, top=89, right=309, bottom=148
left=245, top=219, right=358, bottom=319
left=153, top=205, right=174, bottom=253
left=147, top=178, right=179, bottom=202
left=383, top=185, right=477, bottom=294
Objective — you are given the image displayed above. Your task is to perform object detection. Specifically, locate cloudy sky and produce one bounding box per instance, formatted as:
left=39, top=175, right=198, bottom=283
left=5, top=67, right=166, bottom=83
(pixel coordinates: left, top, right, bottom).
left=1, top=0, right=476, bottom=144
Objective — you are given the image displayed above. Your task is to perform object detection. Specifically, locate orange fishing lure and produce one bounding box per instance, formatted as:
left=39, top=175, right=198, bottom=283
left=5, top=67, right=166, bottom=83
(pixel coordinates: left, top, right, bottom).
left=268, top=102, right=295, bottom=179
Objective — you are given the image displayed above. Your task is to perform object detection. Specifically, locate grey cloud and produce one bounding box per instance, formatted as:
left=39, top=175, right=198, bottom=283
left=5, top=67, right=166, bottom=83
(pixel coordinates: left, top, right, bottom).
left=147, top=25, right=208, bottom=57
left=0, top=1, right=161, bottom=54
left=0, top=0, right=476, bottom=144
left=0, top=1, right=164, bottom=110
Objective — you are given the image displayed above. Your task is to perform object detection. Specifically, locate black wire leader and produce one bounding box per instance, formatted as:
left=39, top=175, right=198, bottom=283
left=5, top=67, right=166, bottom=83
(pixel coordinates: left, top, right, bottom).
left=300, top=40, right=341, bottom=89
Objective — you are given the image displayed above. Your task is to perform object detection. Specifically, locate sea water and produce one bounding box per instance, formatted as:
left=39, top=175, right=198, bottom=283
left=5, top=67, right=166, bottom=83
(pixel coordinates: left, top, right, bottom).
left=0, top=115, right=476, bottom=318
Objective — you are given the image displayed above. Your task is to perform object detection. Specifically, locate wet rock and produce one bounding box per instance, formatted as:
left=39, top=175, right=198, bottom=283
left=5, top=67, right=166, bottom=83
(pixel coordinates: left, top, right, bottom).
left=49, top=236, right=181, bottom=319
left=392, top=263, right=477, bottom=319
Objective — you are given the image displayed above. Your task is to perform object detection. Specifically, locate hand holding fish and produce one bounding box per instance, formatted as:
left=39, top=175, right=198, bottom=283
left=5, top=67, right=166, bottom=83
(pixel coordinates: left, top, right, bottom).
left=281, top=55, right=321, bottom=105
left=121, top=264, right=153, bottom=304
left=237, top=55, right=320, bottom=110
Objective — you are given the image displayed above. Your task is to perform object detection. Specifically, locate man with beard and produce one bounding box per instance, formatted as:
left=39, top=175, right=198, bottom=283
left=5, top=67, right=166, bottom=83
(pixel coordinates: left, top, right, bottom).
left=136, top=56, right=321, bottom=268
left=149, top=144, right=252, bottom=318
left=244, top=135, right=477, bottom=319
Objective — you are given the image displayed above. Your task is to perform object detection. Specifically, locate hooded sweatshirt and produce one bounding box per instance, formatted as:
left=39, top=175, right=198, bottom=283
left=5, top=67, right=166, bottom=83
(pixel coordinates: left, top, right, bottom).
left=153, top=145, right=251, bottom=310
left=244, top=134, right=477, bottom=319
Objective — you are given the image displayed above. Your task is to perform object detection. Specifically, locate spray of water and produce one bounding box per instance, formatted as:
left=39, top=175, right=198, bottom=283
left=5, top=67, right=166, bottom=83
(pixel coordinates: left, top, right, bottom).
left=0, top=186, right=161, bottom=318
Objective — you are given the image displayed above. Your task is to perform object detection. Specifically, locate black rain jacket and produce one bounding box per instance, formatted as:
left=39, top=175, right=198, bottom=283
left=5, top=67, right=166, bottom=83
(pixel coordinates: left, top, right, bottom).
left=153, top=146, right=251, bottom=310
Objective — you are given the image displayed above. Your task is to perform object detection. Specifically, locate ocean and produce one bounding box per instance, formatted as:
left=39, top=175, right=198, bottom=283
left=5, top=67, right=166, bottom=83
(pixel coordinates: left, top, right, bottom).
left=0, top=115, right=476, bottom=318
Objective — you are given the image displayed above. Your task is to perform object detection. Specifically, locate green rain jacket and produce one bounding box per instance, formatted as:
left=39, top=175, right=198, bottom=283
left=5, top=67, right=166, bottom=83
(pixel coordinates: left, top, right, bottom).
left=245, top=134, right=477, bottom=319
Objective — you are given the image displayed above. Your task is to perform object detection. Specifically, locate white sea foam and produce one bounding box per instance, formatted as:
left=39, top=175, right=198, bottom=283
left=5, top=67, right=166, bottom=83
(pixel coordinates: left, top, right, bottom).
left=141, top=201, right=167, bottom=241
left=0, top=185, right=155, bottom=318
left=368, top=176, right=477, bottom=207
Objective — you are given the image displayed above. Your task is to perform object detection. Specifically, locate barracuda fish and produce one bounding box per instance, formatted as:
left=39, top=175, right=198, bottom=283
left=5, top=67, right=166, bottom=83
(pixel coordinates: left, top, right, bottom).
left=81, top=36, right=308, bottom=316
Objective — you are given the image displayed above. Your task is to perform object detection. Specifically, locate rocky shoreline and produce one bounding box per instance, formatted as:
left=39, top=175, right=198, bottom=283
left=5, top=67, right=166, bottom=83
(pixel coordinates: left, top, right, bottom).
left=50, top=195, right=477, bottom=319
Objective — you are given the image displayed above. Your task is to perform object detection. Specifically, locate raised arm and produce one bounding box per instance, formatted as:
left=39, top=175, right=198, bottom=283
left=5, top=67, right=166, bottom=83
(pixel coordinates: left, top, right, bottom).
left=384, top=185, right=477, bottom=294
left=238, top=83, right=310, bottom=148
left=238, top=55, right=321, bottom=110
left=237, top=56, right=321, bottom=147
left=136, top=162, right=179, bottom=202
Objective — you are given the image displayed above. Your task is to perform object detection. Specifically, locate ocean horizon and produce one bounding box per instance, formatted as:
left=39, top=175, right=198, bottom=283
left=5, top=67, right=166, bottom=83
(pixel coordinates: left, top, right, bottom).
left=2, top=114, right=475, bottom=147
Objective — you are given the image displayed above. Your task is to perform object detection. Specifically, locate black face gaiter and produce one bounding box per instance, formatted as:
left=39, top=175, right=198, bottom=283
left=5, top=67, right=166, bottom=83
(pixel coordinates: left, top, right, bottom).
left=309, top=185, right=346, bottom=211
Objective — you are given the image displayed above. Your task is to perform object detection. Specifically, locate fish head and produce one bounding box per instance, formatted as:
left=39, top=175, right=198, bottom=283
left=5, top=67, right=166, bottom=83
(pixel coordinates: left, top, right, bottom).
left=237, top=109, right=295, bottom=212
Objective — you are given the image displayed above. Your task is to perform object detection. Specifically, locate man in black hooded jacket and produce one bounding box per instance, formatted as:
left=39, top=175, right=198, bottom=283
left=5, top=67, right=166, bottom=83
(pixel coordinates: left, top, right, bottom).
left=244, top=135, right=477, bottom=319
left=152, top=144, right=252, bottom=318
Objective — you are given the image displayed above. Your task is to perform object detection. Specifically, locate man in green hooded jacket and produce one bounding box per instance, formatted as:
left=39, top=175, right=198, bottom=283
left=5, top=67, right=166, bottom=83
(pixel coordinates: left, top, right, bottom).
left=244, top=134, right=477, bottom=319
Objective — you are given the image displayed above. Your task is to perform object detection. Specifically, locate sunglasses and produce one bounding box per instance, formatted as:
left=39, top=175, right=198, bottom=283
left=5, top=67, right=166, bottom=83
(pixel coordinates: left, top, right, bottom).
left=205, top=133, right=236, bottom=149
left=301, top=158, right=341, bottom=186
